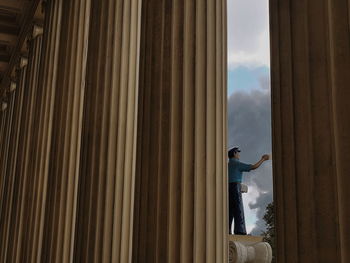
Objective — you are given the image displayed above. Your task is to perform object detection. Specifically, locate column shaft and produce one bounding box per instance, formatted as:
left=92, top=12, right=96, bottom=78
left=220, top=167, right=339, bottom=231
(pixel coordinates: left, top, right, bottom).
left=14, top=32, right=43, bottom=263
left=133, top=0, right=228, bottom=262
left=0, top=65, right=27, bottom=261
left=40, top=0, right=91, bottom=262
left=28, top=1, right=63, bottom=261
left=327, top=0, right=350, bottom=261
left=73, top=0, right=141, bottom=262
left=270, top=0, right=350, bottom=261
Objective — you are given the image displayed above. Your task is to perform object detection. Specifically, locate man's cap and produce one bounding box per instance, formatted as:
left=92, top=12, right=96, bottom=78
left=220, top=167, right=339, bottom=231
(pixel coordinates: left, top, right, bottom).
left=228, top=147, right=241, bottom=155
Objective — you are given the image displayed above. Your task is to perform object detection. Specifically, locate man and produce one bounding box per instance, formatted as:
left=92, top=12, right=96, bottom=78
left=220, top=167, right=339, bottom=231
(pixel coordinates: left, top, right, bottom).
left=228, top=147, right=269, bottom=235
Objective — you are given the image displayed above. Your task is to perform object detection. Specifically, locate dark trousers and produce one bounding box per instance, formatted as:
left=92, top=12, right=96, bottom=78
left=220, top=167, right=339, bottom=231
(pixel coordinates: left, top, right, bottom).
left=229, top=182, right=247, bottom=235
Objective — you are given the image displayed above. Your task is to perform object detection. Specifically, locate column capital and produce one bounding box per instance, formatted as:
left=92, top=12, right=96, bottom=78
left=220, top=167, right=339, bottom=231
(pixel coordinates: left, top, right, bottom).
left=9, top=81, right=17, bottom=92
left=20, top=57, right=28, bottom=68
left=229, top=241, right=272, bottom=263
left=33, top=25, right=44, bottom=39
left=1, top=101, right=8, bottom=112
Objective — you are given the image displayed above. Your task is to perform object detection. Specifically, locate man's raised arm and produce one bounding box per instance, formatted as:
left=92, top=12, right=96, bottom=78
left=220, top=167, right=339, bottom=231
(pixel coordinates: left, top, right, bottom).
left=251, top=154, right=269, bottom=170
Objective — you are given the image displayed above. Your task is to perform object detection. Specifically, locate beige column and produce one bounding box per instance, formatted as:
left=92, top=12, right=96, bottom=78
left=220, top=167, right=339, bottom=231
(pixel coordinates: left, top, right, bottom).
left=0, top=81, right=17, bottom=176
left=16, top=25, right=44, bottom=263
left=0, top=87, right=14, bottom=203
left=133, top=0, right=228, bottom=262
left=3, top=26, right=43, bottom=263
left=40, top=0, right=91, bottom=262
left=0, top=96, right=12, bottom=176
left=73, top=0, right=141, bottom=262
left=270, top=0, right=350, bottom=262
left=29, top=1, right=63, bottom=262
left=0, top=57, right=28, bottom=262
left=1, top=64, right=27, bottom=184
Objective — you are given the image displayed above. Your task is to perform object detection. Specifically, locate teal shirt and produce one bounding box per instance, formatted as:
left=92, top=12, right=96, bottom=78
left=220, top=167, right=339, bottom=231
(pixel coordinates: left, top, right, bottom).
left=228, top=158, right=253, bottom=183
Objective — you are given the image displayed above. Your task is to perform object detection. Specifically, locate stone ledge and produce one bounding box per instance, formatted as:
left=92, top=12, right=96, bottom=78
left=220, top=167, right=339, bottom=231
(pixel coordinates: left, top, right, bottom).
left=229, top=235, right=263, bottom=243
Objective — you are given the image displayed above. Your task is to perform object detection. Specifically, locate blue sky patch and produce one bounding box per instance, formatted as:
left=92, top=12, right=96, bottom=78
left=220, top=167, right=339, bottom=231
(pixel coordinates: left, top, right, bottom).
left=228, top=66, right=269, bottom=96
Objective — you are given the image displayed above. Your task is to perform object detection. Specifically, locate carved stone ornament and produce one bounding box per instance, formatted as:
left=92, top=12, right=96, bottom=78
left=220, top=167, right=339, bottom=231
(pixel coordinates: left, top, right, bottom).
left=33, top=25, right=44, bottom=38
left=1, top=102, right=8, bottom=111
left=9, top=81, right=17, bottom=92
left=229, top=241, right=272, bottom=263
left=20, top=57, right=28, bottom=68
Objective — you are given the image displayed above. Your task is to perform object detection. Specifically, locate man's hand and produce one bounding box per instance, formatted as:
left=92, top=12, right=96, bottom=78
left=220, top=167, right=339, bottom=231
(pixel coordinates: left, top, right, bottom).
left=262, top=154, right=270, bottom=161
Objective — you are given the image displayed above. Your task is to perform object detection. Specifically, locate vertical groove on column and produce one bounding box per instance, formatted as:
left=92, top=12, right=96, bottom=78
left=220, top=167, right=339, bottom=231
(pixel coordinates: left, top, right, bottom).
left=167, top=0, right=183, bottom=262
left=194, top=0, right=206, bottom=261
left=133, top=0, right=227, bottom=262
left=132, top=1, right=154, bottom=261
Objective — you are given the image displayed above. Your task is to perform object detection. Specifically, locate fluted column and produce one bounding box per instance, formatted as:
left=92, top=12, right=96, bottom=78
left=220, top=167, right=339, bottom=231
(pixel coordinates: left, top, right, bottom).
left=0, top=87, right=15, bottom=206
left=2, top=26, right=43, bottom=263
left=73, top=0, right=141, bottom=262
left=327, top=1, right=350, bottom=261
left=0, top=81, right=17, bottom=176
left=15, top=25, right=44, bottom=263
left=40, top=0, right=91, bottom=262
left=0, top=57, right=28, bottom=262
left=0, top=95, right=12, bottom=176
left=270, top=0, right=350, bottom=262
left=28, top=1, right=63, bottom=261
left=133, top=0, right=227, bottom=262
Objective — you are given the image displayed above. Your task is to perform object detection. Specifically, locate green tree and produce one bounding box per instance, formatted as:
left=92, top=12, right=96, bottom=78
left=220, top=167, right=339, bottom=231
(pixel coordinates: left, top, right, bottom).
left=262, top=202, right=275, bottom=262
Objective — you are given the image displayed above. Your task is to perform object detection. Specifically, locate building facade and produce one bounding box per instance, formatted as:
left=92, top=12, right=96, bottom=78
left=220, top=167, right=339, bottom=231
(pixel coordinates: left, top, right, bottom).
left=0, top=0, right=349, bottom=262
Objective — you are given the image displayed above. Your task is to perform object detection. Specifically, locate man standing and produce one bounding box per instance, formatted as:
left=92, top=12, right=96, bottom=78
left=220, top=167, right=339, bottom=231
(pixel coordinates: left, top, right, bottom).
left=228, top=147, right=269, bottom=235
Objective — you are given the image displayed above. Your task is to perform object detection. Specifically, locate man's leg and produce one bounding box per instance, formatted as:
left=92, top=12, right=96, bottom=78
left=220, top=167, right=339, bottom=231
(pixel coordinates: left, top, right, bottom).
left=228, top=183, right=235, bottom=234
left=232, top=183, right=247, bottom=235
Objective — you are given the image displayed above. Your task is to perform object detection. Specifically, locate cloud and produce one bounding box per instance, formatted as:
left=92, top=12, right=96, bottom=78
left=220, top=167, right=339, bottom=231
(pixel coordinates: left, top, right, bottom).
left=249, top=192, right=272, bottom=235
left=227, top=72, right=273, bottom=234
left=227, top=0, right=270, bottom=69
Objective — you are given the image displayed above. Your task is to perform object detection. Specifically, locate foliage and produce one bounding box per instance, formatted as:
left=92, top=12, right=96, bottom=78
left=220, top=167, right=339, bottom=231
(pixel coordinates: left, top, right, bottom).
left=262, top=202, right=275, bottom=262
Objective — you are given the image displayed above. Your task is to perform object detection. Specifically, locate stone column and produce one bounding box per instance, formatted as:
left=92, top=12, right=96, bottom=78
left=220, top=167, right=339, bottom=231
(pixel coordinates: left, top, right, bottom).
left=0, top=57, right=28, bottom=262
left=40, top=0, right=91, bottom=262
left=28, top=1, right=63, bottom=261
left=327, top=1, right=350, bottom=261
left=73, top=0, right=141, bottom=262
left=0, top=95, right=12, bottom=176
left=0, top=87, right=15, bottom=198
left=11, top=26, right=43, bottom=263
left=270, top=0, right=350, bottom=262
left=16, top=25, right=44, bottom=263
left=133, top=0, right=228, bottom=262
left=0, top=27, right=42, bottom=261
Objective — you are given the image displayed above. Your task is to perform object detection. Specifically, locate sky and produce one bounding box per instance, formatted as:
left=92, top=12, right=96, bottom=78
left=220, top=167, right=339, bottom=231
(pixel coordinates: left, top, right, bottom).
left=227, top=0, right=272, bottom=235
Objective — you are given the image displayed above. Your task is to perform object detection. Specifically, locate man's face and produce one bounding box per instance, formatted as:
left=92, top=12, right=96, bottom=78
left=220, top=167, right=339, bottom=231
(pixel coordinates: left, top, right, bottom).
left=234, top=152, right=240, bottom=159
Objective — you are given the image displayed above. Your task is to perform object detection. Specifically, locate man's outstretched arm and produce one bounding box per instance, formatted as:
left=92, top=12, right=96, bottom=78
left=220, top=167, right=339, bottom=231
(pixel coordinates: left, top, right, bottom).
left=251, top=154, right=269, bottom=170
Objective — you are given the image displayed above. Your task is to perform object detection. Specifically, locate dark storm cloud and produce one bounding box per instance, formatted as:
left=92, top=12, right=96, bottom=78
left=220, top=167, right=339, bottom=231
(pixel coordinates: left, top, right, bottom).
left=227, top=75, right=273, bottom=234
